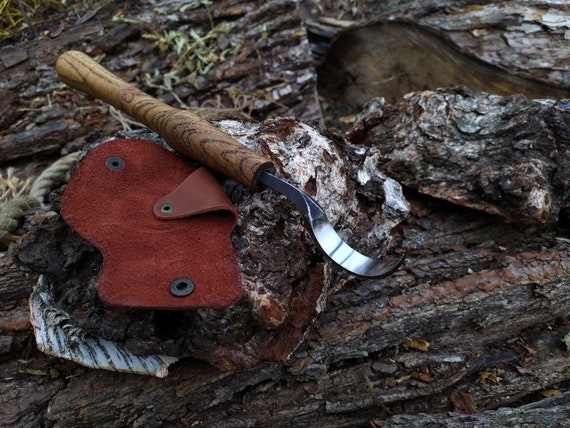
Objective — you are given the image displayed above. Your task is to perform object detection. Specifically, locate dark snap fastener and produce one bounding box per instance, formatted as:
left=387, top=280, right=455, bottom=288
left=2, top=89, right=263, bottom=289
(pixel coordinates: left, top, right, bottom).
left=160, top=203, right=174, bottom=214
left=169, top=278, right=195, bottom=297
left=105, top=157, right=125, bottom=171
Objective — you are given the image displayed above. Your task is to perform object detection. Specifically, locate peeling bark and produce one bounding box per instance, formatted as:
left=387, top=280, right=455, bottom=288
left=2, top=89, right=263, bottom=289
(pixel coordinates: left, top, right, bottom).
left=311, top=1, right=570, bottom=120
left=347, top=89, right=570, bottom=224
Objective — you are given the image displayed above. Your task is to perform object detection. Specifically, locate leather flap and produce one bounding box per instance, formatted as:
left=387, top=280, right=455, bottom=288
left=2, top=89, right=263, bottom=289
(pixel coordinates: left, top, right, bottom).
left=153, top=167, right=237, bottom=221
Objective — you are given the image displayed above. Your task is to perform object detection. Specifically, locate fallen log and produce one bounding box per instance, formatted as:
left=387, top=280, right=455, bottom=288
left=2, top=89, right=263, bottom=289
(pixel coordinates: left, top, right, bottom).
left=0, top=0, right=320, bottom=164
left=2, top=0, right=570, bottom=426
left=347, top=89, right=570, bottom=224
left=7, top=90, right=570, bottom=426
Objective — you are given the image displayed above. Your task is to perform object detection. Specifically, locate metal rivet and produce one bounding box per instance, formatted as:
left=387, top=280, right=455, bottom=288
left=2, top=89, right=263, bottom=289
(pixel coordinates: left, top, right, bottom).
left=105, top=157, right=125, bottom=171
left=170, top=278, right=195, bottom=297
left=160, top=203, right=174, bottom=214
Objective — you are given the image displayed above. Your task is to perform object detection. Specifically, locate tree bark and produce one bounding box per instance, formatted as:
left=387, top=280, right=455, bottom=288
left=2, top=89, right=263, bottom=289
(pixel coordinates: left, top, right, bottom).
left=0, top=0, right=320, bottom=165
left=310, top=0, right=570, bottom=124
left=2, top=1, right=570, bottom=427
left=308, top=0, right=570, bottom=91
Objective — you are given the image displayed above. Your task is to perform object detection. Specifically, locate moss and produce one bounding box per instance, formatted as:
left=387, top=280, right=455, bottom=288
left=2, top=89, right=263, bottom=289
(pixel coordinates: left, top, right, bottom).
left=143, top=22, right=243, bottom=89
left=0, top=0, right=65, bottom=37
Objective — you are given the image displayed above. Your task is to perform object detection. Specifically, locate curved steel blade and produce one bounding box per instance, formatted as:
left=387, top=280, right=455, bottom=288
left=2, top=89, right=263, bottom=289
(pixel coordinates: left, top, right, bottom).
left=259, top=171, right=405, bottom=278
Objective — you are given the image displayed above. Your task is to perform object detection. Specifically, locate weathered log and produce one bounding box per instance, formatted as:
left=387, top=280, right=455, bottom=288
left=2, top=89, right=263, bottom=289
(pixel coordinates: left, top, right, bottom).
left=2, top=0, right=570, bottom=426
left=318, top=20, right=570, bottom=107
left=308, top=0, right=570, bottom=91
left=347, top=89, right=570, bottom=224
left=0, top=0, right=320, bottom=164
left=6, top=90, right=570, bottom=426
left=14, top=117, right=407, bottom=373
left=310, top=1, right=570, bottom=129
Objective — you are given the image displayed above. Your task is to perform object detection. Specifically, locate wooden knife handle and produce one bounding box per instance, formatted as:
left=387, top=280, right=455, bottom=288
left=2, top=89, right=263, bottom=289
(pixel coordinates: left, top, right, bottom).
left=56, top=50, right=274, bottom=189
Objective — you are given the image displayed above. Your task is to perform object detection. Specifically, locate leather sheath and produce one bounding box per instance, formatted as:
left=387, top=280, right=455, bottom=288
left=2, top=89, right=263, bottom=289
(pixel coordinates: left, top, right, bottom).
left=60, top=138, right=242, bottom=309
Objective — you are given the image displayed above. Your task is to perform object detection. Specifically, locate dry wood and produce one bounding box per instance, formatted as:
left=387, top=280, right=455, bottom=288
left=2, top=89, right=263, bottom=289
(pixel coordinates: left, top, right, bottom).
left=7, top=94, right=570, bottom=426
left=318, top=21, right=570, bottom=107
left=348, top=89, right=570, bottom=224
left=308, top=0, right=570, bottom=93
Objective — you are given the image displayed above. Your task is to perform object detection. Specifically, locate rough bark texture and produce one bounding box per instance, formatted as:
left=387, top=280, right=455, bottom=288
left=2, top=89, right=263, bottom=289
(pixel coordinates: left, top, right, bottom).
left=317, top=21, right=570, bottom=107
left=2, top=0, right=570, bottom=427
left=14, top=119, right=363, bottom=373
left=310, top=1, right=570, bottom=123
left=0, top=0, right=320, bottom=165
left=348, top=90, right=570, bottom=224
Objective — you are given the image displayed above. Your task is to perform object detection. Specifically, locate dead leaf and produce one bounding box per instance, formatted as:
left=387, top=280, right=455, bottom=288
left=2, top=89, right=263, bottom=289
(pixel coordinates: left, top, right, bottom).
left=450, top=388, right=479, bottom=414
left=411, top=370, right=434, bottom=383
left=541, top=389, right=561, bottom=397
left=401, top=339, right=430, bottom=352
left=515, top=344, right=537, bottom=356
left=338, top=115, right=356, bottom=124
left=477, top=372, right=502, bottom=385
left=395, top=374, right=411, bottom=384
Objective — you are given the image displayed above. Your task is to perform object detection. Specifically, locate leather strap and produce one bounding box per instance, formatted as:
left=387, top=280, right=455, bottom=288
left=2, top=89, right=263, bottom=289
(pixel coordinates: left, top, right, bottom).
left=154, top=167, right=237, bottom=220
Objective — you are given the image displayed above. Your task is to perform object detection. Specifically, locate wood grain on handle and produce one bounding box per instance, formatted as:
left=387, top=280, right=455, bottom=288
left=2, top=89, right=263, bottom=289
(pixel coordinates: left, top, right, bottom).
left=56, top=50, right=274, bottom=189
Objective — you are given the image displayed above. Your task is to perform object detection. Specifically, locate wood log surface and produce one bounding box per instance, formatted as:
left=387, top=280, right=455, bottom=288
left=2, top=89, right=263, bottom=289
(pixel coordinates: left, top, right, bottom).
left=1, top=0, right=570, bottom=426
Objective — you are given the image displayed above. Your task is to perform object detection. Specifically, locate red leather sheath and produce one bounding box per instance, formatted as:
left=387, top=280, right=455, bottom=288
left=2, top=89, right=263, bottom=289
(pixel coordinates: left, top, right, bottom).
left=60, top=138, right=242, bottom=309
